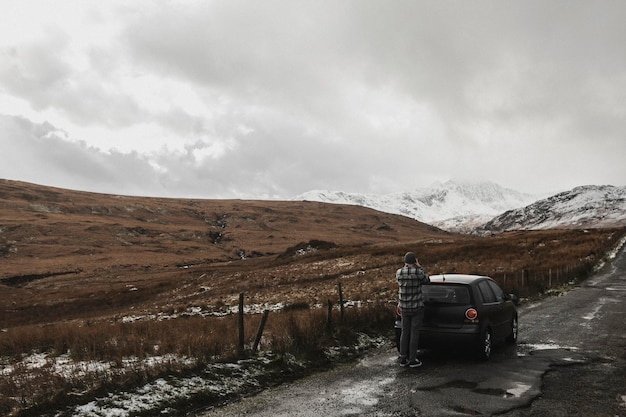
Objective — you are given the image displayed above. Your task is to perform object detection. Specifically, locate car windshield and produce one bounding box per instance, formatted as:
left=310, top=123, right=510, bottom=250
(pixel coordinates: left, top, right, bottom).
left=423, top=284, right=470, bottom=304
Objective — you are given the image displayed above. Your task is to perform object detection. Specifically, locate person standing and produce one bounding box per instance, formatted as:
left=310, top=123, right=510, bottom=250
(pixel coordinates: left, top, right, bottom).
left=397, top=251, right=430, bottom=367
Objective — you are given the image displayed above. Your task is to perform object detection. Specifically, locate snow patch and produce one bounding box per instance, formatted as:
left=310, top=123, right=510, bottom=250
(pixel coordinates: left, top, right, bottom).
left=506, top=382, right=532, bottom=398
left=339, top=375, right=395, bottom=410
left=524, top=343, right=579, bottom=351
left=293, top=180, right=542, bottom=232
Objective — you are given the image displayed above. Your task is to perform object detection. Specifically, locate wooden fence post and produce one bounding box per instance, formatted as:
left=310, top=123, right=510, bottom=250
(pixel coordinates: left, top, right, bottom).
left=326, top=300, right=333, bottom=333
left=238, top=292, right=244, bottom=356
left=253, top=309, right=270, bottom=352
left=549, top=268, right=552, bottom=288
left=338, top=282, right=345, bottom=321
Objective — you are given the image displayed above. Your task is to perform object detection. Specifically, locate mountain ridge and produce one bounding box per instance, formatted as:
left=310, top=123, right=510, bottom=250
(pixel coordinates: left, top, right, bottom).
left=477, top=184, right=626, bottom=233
left=294, top=180, right=545, bottom=233
left=294, top=181, right=626, bottom=233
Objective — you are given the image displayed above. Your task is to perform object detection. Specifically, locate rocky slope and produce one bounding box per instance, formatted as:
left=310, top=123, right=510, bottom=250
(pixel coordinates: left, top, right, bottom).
left=476, top=185, right=626, bottom=233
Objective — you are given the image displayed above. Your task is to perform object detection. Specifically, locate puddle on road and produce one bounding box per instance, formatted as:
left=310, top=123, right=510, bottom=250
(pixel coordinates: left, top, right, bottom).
left=419, top=379, right=531, bottom=399
left=420, top=380, right=477, bottom=391
left=474, top=387, right=511, bottom=397
left=452, top=405, right=482, bottom=415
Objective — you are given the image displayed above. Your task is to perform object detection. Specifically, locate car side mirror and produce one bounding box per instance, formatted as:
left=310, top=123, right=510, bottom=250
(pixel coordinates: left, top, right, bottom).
left=505, top=293, right=520, bottom=306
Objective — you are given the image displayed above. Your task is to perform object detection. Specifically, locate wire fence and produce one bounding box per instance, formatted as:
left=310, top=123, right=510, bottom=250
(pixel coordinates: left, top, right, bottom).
left=491, top=261, right=595, bottom=297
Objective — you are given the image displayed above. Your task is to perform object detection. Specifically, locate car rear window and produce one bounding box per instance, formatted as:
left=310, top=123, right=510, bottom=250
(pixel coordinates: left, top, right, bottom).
left=423, top=285, right=470, bottom=304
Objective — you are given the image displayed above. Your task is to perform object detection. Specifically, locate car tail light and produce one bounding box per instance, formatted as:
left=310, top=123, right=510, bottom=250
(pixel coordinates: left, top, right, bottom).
left=465, top=308, right=478, bottom=321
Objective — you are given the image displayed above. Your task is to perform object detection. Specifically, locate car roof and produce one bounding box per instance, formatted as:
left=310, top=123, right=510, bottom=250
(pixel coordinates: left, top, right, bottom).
left=428, top=274, right=492, bottom=284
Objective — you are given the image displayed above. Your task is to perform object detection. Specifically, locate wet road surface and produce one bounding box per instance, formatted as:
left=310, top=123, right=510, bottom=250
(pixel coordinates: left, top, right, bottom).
left=198, top=244, right=626, bottom=416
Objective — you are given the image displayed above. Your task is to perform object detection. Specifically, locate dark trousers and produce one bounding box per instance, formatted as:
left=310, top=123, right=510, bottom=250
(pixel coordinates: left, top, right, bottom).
left=399, top=307, right=424, bottom=363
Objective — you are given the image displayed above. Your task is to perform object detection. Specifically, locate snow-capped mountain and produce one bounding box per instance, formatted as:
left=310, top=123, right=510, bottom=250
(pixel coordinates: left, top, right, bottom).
left=293, top=181, right=543, bottom=233
left=476, top=185, right=626, bottom=233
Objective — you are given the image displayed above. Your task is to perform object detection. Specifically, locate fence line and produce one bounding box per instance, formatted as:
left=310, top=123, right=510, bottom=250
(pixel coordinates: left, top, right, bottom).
left=237, top=281, right=356, bottom=356
left=235, top=260, right=596, bottom=355
left=492, top=261, right=594, bottom=296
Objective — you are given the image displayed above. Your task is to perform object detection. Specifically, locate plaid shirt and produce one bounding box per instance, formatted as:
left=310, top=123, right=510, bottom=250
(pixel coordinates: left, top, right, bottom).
left=397, top=265, right=430, bottom=313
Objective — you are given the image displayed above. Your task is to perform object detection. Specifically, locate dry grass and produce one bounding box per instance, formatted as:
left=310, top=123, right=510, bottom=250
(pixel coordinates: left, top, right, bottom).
left=1, top=179, right=625, bottom=416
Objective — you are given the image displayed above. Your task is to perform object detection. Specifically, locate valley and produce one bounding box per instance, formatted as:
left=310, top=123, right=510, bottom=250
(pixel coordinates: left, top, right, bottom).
left=1, top=179, right=625, bottom=416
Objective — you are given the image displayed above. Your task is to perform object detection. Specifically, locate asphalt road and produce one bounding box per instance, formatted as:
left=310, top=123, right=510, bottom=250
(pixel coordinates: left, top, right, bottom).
left=198, top=244, right=626, bottom=416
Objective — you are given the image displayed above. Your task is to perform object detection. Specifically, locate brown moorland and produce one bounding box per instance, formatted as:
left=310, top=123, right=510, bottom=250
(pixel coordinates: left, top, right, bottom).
left=1, top=179, right=625, bottom=416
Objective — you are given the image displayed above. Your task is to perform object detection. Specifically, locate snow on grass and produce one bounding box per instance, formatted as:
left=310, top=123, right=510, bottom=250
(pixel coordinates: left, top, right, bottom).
left=1, top=353, right=282, bottom=417
left=119, top=298, right=368, bottom=323
left=2, top=334, right=389, bottom=416
left=120, top=302, right=287, bottom=323
left=593, top=233, right=626, bottom=272
left=72, top=374, right=227, bottom=417
left=1, top=352, right=197, bottom=379
left=63, top=340, right=386, bottom=417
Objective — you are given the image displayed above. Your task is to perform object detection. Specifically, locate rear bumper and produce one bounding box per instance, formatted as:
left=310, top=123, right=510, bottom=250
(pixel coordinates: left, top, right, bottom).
left=395, top=319, right=481, bottom=348
left=419, top=326, right=480, bottom=347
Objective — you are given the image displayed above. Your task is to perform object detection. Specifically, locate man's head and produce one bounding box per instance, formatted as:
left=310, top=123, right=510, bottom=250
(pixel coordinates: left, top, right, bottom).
left=404, top=252, right=417, bottom=265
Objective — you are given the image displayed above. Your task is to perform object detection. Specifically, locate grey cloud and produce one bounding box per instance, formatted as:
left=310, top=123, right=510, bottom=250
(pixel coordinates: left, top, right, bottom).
left=0, top=33, right=142, bottom=129
left=0, top=28, right=72, bottom=107
left=148, top=113, right=363, bottom=198
left=1, top=1, right=625, bottom=198
left=121, top=1, right=626, bottom=142
left=0, top=115, right=163, bottom=196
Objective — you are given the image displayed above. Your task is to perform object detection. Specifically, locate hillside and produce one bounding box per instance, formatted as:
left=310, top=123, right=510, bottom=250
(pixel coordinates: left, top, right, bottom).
left=1, top=179, right=624, bottom=329
left=0, top=179, right=444, bottom=276
left=0, top=179, right=448, bottom=325
left=1, top=180, right=625, bottom=416
left=477, top=185, right=626, bottom=233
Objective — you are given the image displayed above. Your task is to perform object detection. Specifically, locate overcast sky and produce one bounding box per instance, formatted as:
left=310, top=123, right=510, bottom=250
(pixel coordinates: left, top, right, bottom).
left=1, top=1, right=624, bottom=199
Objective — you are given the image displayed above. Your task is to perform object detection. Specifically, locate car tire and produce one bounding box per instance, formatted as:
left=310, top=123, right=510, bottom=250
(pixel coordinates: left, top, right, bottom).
left=477, top=326, right=492, bottom=360
left=505, top=315, right=518, bottom=344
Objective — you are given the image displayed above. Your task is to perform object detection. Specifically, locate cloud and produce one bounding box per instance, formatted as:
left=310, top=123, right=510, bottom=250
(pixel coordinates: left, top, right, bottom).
left=0, top=0, right=625, bottom=198
left=0, top=115, right=164, bottom=196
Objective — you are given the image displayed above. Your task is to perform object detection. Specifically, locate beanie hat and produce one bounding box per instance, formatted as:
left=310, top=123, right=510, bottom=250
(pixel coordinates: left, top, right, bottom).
left=404, top=252, right=417, bottom=264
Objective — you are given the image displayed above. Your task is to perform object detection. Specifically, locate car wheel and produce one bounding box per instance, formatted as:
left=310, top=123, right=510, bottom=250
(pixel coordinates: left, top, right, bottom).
left=477, top=326, right=492, bottom=360
left=505, top=315, right=518, bottom=344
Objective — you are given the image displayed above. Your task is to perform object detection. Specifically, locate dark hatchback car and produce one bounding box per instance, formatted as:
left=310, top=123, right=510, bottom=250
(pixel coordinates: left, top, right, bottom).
left=395, top=274, right=519, bottom=360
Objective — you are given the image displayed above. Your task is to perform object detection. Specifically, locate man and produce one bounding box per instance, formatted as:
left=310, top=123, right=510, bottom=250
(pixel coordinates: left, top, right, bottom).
left=397, top=251, right=430, bottom=367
